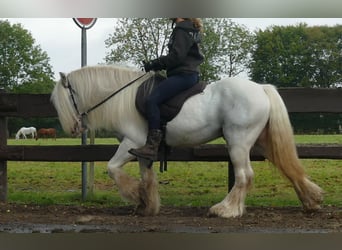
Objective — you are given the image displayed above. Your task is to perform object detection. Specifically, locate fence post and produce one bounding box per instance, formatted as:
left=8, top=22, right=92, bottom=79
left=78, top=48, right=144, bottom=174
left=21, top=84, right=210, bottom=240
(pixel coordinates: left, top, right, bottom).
left=0, top=116, right=8, bottom=201
left=88, top=130, right=95, bottom=194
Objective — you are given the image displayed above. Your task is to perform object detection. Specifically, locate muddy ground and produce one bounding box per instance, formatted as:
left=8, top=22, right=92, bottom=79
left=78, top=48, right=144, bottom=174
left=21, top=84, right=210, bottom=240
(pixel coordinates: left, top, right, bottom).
left=0, top=203, right=341, bottom=233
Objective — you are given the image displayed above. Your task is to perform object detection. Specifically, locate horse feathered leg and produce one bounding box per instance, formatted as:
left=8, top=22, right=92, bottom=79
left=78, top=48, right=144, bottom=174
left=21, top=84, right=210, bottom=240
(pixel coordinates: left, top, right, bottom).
left=107, top=138, right=141, bottom=205
left=136, top=158, right=160, bottom=216
left=107, top=137, right=160, bottom=216
left=207, top=79, right=270, bottom=218
left=209, top=145, right=253, bottom=218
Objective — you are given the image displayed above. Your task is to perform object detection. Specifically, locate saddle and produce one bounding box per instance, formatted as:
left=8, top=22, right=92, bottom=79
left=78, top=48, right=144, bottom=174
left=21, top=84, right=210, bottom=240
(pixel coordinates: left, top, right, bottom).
left=135, top=73, right=207, bottom=173
left=136, top=73, right=207, bottom=124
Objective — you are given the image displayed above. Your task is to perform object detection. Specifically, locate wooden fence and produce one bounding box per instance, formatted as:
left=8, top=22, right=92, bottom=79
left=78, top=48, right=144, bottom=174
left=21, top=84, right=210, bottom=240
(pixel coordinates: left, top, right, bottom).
left=0, top=88, right=342, bottom=201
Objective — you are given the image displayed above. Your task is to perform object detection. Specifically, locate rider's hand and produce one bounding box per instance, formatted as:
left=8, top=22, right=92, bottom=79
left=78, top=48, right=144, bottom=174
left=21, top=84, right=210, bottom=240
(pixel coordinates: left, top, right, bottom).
left=143, top=61, right=153, bottom=72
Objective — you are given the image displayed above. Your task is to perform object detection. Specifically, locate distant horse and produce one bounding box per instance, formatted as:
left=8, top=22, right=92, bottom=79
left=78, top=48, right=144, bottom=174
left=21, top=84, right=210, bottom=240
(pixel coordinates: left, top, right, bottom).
left=51, top=65, right=323, bottom=218
left=37, top=128, right=56, bottom=140
left=15, top=127, right=37, bottom=139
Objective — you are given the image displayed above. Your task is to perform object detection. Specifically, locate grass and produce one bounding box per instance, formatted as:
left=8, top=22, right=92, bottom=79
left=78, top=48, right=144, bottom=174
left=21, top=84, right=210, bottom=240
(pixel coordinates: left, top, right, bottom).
left=294, top=134, right=342, bottom=144
left=4, top=134, right=342, bottom=207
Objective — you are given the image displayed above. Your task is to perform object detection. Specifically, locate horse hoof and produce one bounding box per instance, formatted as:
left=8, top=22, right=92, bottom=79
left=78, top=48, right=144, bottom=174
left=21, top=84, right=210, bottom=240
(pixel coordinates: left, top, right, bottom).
left=134, top=205, right=145, bottom=216
left=135, top=204, right=158, bottom=216
left=207, top=210, right=219, bottom=218
left=208, top=203, right=244, bottom=218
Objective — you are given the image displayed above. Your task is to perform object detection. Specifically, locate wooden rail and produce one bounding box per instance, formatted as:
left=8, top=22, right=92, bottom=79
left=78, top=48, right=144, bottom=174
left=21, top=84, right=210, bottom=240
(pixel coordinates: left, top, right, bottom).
left=0, top=88, right=342, bottom=118
left=0, top=88, right=342, bottom=201
left=0, top=144, right=341, bottom=162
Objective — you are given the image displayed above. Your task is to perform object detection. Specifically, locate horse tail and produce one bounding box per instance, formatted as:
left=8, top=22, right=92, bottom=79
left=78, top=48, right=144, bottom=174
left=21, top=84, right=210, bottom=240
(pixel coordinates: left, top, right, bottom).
left=261, top=84, right=323, bottom=210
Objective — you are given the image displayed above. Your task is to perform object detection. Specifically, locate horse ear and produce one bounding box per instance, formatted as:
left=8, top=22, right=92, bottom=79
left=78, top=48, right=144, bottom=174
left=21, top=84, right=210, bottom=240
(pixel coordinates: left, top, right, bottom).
left=59, top=72, right=68, bottom=87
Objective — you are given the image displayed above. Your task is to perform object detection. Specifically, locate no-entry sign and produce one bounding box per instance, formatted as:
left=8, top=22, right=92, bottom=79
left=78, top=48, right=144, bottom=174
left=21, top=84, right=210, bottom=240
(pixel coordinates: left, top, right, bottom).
left=73, top=18, right=97, bottom=29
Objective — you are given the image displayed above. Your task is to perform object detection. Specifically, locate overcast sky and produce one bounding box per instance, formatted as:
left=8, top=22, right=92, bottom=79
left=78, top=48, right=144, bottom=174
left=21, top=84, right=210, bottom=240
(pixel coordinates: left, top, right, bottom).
left=2, top=18, right=342, bottom=80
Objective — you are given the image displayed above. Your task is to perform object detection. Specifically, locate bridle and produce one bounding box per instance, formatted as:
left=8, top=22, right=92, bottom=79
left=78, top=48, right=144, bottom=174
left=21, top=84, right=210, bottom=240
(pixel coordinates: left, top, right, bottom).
left=63, top=72, right=147, bottom=134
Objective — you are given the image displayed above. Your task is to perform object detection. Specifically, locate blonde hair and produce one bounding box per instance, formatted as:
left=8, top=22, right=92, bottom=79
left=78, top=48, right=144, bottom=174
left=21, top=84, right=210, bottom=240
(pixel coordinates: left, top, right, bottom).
left=180, top=18, right=203, bottom=32
left=182, top=17, right=203, bottom=32
left=189, top=18, right=203, bottom=32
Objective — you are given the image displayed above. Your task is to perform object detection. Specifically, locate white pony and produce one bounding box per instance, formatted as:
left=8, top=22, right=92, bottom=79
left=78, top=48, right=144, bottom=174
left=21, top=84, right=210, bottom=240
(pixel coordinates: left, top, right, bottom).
left=51, top=65, right=323, bottom=218
left=15, top=126, right=37, bottom=139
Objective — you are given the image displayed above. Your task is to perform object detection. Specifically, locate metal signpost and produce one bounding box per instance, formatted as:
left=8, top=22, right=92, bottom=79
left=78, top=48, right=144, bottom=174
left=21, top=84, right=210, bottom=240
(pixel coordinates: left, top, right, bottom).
left=73, top=18, right=97, bottom=200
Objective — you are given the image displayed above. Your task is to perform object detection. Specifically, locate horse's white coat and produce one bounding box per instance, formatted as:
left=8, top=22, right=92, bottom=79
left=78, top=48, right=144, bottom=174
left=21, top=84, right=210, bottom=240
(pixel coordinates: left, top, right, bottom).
left=15, top=127, right=37, bottom=139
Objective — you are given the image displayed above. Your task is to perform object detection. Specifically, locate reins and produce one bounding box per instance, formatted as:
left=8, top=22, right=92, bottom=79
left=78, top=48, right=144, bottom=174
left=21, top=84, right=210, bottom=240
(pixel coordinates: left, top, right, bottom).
left=66, top=73, right=147, bottom=118
left=67, top=84, right=81, bottom=115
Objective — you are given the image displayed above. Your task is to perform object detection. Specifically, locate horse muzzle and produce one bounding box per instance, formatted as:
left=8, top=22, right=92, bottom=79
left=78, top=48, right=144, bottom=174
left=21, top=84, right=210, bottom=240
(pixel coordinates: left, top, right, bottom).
left=71, top=118, right=87, bottom=136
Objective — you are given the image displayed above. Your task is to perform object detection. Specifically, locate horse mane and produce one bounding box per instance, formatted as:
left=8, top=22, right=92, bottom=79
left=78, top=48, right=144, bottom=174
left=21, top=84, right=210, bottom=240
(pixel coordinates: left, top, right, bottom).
left=51, top=65, right=153, bottom=134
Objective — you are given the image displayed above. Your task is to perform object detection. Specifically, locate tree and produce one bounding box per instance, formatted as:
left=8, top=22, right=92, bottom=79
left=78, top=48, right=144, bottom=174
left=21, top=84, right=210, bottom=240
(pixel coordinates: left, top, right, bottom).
left=105, top=18, right=171, bottom=67
left=250, top=24, right=342, bottom=87
left=304, top=25, right=342, bottom=87
left=105, top=18, right=255, bottom=82
left=201, top=18, right=255, bottom=80
left=0, top=20, right=54, bottom=93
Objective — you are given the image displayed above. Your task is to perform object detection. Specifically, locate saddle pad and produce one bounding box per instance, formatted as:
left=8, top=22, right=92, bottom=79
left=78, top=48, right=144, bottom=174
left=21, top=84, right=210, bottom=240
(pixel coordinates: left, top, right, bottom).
left=136, top=74, right=207, bottom=123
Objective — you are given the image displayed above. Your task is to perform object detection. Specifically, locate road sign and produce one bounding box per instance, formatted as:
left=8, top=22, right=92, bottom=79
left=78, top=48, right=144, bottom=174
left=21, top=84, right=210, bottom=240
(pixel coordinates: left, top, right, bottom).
left=73, top=18, right=97, bottom=29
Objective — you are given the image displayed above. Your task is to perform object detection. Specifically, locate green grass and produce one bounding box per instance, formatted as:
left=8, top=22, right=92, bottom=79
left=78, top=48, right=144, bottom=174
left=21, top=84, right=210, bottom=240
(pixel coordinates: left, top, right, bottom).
left=294, top=134, right=342, bottom=144
left=5, top=135, right=342, bottom=207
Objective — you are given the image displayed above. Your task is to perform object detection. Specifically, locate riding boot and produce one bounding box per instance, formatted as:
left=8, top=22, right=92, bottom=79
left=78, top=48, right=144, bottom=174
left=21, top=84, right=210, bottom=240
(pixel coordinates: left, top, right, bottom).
left=129, top=129, right=163, bottom=161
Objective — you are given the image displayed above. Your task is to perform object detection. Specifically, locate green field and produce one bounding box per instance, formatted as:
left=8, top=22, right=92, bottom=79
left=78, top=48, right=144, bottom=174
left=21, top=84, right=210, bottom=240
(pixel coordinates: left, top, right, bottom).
left=5, top=134, right=342, bottom=207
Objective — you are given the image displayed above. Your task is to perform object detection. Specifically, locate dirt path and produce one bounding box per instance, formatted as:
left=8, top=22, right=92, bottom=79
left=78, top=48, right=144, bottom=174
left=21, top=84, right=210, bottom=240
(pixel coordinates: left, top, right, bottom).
left=0, top=203, right=341, bottom=233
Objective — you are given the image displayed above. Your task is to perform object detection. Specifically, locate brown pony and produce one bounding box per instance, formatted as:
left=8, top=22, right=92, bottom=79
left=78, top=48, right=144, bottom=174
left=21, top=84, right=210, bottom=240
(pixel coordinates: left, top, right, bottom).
left=36, top=128, right=56, bottom=140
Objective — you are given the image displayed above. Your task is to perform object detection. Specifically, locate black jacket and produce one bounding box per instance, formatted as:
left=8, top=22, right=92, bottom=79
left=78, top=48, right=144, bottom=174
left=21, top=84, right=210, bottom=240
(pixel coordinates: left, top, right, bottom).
left=151, top=20, right=204, bottom=77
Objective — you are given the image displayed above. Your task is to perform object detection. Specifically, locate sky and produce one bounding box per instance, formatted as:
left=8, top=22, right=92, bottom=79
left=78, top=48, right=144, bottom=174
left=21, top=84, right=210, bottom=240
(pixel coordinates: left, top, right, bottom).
left=2, top=18, right=342, bottom=80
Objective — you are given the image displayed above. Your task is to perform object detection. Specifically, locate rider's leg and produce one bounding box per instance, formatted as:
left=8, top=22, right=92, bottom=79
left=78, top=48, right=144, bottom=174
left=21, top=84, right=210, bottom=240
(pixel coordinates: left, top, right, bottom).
left=129, top=73, right=199, bottom=161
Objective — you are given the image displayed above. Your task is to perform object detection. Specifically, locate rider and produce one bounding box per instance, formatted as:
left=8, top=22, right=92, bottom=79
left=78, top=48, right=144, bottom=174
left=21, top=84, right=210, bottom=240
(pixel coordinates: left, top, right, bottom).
left=129, top=18, right=204, bottom=161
